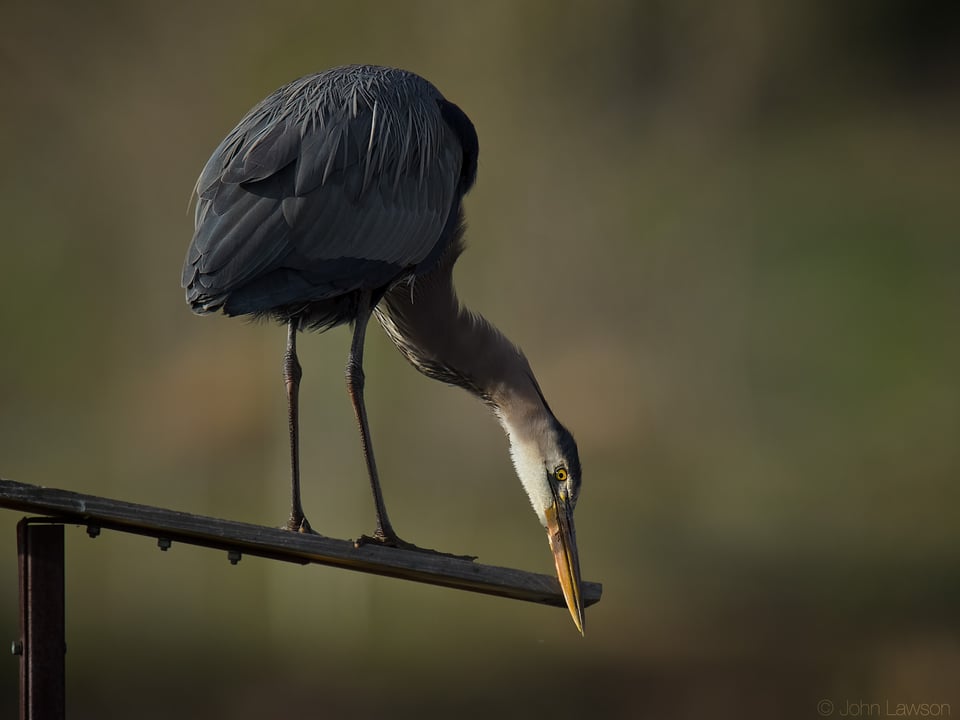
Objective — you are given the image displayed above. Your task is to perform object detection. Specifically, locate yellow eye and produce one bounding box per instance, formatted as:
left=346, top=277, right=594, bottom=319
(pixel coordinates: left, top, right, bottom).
left=555, top=467, right=568, bottom=482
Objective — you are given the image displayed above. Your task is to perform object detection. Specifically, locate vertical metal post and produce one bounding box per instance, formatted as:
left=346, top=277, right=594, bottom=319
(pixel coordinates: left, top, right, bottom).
left=17, top=519, right=65, bottom=720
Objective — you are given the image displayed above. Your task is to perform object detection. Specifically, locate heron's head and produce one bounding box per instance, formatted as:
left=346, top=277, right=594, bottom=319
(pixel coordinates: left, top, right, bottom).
left=503, top=412, right=584, bottom=633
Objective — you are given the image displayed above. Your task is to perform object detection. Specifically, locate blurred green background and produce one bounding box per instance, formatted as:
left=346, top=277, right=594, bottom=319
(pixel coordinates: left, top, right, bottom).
left=2, top=1, right=959, bottom=717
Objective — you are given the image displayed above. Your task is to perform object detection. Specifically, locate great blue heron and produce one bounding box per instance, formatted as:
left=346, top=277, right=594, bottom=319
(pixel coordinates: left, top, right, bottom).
left=181, top=65, right=584, bottom=632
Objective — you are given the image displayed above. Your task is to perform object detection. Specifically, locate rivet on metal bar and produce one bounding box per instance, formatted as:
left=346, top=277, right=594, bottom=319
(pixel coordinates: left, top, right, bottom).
left=157, top=538, right=172, bottom=551
left=227, top=550, right=242, bottom=565
left=11, top=640, right=23, bottom=656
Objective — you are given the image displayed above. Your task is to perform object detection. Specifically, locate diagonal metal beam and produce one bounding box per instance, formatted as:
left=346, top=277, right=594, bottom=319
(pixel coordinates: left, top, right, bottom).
left=0, top=478, right=602, bottom=609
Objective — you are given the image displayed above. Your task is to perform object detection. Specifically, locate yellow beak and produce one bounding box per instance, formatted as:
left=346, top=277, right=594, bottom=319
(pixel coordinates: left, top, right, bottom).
left=545, top=496, right=584, bottom=634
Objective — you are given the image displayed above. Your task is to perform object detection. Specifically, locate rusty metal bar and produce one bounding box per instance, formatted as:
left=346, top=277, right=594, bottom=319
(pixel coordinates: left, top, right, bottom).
left=17, top=519, right=66, bottom=720
left=0, top=478, right=602, bottom=609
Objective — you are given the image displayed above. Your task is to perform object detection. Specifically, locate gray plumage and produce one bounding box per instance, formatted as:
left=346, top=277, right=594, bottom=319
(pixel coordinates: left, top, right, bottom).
left=181, top=65, right=585, bottom=633
left=183, top=64, right=477, bottom=329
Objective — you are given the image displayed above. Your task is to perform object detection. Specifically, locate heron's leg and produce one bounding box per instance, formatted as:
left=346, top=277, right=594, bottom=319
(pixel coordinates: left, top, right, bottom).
left=345, top=292, right=403, bottom=544
left=283, top=316, right=313, bottom=533
left=349, top=293, right=477, bottom=560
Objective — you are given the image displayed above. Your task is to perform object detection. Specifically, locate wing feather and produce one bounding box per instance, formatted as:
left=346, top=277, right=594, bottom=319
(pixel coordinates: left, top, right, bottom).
left=183, top=66, right=468, bottom=318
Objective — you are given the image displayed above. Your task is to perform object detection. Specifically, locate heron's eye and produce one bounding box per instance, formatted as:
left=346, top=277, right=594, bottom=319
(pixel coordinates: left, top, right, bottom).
left=555, top=467, right=568, bottom=482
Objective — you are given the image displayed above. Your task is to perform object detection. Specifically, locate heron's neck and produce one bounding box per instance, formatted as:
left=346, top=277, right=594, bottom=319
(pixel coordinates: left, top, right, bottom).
left=376, top=250, right=550, bottom=429
left=376, top=247, right=556, bottom=523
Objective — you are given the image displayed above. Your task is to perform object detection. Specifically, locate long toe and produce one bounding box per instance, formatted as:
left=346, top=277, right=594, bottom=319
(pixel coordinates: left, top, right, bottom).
left=353, top=531, right=416, bottom=550
left=353, top=532, right=476, bottom=561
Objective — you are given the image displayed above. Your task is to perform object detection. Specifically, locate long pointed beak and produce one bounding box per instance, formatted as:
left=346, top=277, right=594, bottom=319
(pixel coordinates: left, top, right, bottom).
left=545, top=495, right=584, bottom=634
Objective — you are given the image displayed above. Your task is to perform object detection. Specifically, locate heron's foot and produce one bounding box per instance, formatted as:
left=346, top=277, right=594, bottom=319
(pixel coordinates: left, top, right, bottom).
left=353, top=531, right=476, bottom=561
left=283, top=515, right=317, bottom=534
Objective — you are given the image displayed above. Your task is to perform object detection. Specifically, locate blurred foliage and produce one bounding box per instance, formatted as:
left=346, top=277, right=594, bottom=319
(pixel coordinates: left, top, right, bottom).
left=1, top=1, right=959, bottom=718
